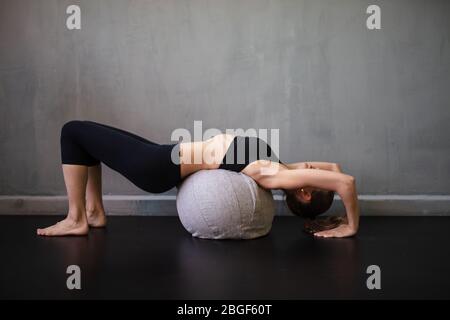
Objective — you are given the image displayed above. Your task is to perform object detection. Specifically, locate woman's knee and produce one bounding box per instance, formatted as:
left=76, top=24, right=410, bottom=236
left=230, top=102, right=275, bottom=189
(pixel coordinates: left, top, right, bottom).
left=61, top=120, right=84, bottom=139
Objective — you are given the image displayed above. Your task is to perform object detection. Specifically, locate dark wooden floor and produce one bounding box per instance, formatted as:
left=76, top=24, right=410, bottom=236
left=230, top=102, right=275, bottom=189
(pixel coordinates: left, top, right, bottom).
left=0, top=216, right=449, bottom=300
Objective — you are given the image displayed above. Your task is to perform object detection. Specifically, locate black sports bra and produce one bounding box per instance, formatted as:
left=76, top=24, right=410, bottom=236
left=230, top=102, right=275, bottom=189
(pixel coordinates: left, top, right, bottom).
left=219, top=136, right=282, bottom=172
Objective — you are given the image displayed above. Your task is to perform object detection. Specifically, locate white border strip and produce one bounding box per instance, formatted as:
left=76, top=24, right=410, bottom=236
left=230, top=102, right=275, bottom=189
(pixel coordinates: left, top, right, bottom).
left=1, top=195, right=450, bottom=216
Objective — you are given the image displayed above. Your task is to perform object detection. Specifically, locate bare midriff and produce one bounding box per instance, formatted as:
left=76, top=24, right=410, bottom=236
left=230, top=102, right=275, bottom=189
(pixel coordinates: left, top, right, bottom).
left=178, top=134, right=235, bottom=179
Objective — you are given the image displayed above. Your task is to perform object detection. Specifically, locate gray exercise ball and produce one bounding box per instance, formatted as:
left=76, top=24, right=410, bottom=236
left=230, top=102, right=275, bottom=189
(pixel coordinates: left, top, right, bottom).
left=176, top=169, right=275, bottom=240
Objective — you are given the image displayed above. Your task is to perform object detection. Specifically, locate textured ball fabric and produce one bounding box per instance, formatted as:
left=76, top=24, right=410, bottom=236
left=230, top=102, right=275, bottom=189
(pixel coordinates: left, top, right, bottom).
left=176, top=170, right=275, bottom=240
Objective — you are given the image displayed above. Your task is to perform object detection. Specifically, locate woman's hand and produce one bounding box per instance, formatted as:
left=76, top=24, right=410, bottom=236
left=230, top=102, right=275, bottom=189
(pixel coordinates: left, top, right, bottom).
left=314, top=224, right=357, bottom=238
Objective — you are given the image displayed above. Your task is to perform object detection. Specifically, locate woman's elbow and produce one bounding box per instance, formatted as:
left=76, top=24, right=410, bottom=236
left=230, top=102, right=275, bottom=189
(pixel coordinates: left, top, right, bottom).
left=346, top=175, right=355, bottom=185
left=338, top=175, right=356, bottom=193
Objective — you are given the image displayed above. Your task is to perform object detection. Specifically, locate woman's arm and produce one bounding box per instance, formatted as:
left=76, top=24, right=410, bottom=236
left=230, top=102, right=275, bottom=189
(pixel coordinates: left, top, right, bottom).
left=247, top=165, right=359, bottom=237
left=284, top=161, right=343, bottom=172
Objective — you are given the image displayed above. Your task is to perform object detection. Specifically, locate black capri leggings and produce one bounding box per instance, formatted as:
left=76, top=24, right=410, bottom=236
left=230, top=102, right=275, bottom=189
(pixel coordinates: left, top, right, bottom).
left=60, top=120, right=181, bottom=193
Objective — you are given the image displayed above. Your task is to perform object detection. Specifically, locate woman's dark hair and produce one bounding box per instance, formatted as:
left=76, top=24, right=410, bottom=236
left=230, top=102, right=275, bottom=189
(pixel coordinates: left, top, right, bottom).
left=285, top=189, right=335, bottom=219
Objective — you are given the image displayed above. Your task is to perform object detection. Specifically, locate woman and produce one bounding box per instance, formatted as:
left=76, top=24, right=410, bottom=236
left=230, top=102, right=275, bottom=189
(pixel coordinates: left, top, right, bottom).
left=37, top=120, right=360, bottom=238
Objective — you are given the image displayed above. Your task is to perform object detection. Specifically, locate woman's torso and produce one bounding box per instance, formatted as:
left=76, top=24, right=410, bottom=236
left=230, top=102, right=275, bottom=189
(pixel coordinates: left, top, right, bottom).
left=178, top=134, right=284, bottom=179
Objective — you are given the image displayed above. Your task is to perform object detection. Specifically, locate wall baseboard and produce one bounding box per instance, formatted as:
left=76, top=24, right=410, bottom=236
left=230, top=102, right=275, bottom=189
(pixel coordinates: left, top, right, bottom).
left=1, top=195, right=450, bottom=216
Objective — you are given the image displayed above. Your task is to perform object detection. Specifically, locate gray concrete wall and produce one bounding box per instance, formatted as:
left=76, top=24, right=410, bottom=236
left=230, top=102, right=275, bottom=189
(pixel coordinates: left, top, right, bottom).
left=1, top=0, right=449, bottom=198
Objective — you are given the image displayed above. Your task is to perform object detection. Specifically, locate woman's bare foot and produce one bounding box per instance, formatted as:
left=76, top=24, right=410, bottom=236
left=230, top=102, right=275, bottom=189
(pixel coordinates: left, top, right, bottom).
left=87, top=208, right=107, bottom=228
left=37, top=216, right=89, bottom=236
